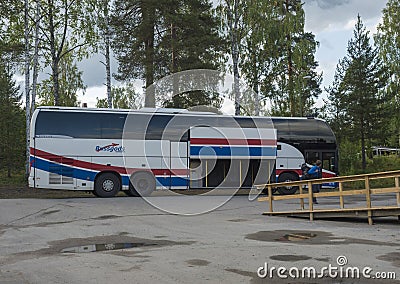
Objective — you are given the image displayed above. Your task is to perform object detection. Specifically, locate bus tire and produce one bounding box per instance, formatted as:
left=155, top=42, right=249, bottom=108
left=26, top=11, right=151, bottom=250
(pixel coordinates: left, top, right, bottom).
left=129, top=171, right=156, bottom=197
left=94, top=172, right=121, bottom=198
left=277, top=173, right=299, bottom=195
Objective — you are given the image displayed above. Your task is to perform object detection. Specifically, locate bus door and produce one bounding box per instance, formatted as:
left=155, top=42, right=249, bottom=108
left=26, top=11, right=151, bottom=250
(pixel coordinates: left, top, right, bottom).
left=189, top=127, right=277, bottom=189
left=305, top=150, right=337, bottom=173
left=305, top=150, right=338, bottom=190
left=189, top=126, right=229, bottom=189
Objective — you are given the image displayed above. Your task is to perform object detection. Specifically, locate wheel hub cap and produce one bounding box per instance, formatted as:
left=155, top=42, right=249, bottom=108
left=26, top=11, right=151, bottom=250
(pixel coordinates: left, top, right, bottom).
left=103, top=180, right=114, bottom=192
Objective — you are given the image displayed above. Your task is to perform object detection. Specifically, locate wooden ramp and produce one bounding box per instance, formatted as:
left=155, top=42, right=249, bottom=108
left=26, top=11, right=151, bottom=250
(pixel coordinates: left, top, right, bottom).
left=257, top=170, right=400, bottom=225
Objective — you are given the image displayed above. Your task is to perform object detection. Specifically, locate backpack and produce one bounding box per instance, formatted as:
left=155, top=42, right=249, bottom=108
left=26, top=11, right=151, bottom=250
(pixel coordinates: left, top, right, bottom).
left=301, top=163, right=311, bottom=179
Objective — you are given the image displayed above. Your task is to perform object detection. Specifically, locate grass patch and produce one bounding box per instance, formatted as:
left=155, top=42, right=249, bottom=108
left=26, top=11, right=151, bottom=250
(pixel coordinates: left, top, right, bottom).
left=0, top=169, right=27, bottom=187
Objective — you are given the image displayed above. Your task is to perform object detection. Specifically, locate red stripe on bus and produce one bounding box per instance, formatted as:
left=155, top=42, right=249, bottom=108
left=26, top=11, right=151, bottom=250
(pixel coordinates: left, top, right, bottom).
left=30, top=148, right=189, bottom=176
left=190, top=138, right=276, bottom=146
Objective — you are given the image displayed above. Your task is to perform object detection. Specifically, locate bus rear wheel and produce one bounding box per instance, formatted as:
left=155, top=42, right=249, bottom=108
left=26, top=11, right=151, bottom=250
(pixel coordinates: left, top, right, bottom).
left=277, top=173, right=299, bottom=195
left=129, top=172, right=156, bottom=197
left=94, top=173, right=121, bottom=198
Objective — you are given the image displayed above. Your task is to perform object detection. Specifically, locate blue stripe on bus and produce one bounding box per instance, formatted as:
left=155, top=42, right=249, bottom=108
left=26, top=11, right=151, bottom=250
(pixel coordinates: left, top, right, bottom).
left=33, top=156, right=97, bottom=181
left=32, top=157, right=189, bottom=188
left=190, top=146, right=277, bottom=157
left=156, top=176, right=189, bottom=187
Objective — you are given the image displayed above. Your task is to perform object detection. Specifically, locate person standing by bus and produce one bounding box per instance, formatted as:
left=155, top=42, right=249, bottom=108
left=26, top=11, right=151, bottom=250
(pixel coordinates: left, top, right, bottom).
left=307, top=160, right=322, bottom=204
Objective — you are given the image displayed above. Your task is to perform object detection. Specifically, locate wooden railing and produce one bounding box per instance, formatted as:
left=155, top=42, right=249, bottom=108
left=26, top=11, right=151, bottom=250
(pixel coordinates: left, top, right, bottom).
left=257, top=170, right=400, bottom=225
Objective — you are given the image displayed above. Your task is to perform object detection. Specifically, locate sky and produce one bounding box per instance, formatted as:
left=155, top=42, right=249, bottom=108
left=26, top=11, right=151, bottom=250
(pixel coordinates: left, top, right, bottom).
left=22, top=0, right=389, bottom=109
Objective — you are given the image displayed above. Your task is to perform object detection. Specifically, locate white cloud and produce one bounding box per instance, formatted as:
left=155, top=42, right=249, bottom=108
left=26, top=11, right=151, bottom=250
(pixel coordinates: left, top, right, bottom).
left=78, top=85, right=106, bottom=108
left=344, top=19, right=357, bottom=30
left=304, top=0, right=387, bottom=33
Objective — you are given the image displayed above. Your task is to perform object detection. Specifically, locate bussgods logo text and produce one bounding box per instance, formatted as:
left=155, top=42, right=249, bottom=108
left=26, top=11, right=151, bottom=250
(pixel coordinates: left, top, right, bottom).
left=95, top=143, right=125, bottom=153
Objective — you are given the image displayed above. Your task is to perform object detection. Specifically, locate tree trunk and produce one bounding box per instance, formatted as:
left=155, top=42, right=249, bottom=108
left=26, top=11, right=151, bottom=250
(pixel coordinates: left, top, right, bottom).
left=232, top=0, right=240, bottom=116
left=103, top=1, right=112, bottom=109
left=48, top=0, right=60, bottom=105
left=105, top=35, right=112, bottom=108
left=24, top=0, right=31, bottom=178
left=31, top=0, right=41, bottom=113
left=171, top=22, right=179, bottom=97
left=252, top=50, right=260, bottom=116
left=361, top=120, right=366, bottom=171
left=144, top=4, right=155, bottom=107
left=285, top=0, right=295, bottom=117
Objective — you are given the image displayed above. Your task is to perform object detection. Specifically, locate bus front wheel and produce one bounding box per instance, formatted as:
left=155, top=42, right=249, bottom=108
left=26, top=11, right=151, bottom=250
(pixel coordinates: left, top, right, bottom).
left=94, top=173, right=121, bottom=198
left=277, top=173, right=299, bottom=195
left=129, top=172, right=156, bottom=197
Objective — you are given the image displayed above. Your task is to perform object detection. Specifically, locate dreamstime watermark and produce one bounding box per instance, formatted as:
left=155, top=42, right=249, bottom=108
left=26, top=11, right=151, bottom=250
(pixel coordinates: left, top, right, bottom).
left=257, top=256, right=397, bottom=280
left=121, top=69, right=276, bottom=215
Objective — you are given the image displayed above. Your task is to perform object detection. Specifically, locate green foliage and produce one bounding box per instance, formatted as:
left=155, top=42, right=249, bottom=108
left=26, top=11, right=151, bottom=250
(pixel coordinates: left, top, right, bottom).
left=338, top=139, right=361, bottom=176
left=375, top=0, right=400, bottom=148
left=163, top=91, right=222, bottom=110
left=217, top=0, right=321, bottom=116
left=0, top=1, right=24, bottom=65
left=265, top=0, right=322, bottom=117
left=96, top=84, right=143, bottom=109
left=111, top=0, right=225, bottom=107
left=38, top=48, right=86, bottom=107
left=38, top=0, right=97, bottom=105
left=0, top=61, right=25, bottom=178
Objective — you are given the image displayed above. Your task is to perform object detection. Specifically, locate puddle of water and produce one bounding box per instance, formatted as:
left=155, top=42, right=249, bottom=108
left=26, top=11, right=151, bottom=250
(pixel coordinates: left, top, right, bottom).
left=315, top=257, right=330, bottom=262
left=2, top=235, right=195, bottom=265
left=186, top=259, right=210, bottom=266
left=270, top=255, right=312, bottom=262
left=279, top=233, right=317, bottom=242
left=93, top=215, right=121, bottom=220
left=41, top=209, right=61, bottom=215
left=227, top=219, right=248, bottom=222
left=377, top=252, right=400, bottom=268
left=245, top=230, right=399, bottom=247
left=61, top=242, right=156, bottom=253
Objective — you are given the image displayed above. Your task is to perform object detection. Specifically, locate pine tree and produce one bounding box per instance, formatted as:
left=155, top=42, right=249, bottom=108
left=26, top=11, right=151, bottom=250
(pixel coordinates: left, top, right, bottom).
left=0, top=60, right=25, bottom=178
left=111, top=0, right=159, bottom=107
left=112, top=0, right=224, bottom=109
left=158, top=0, right=224, bottom=109
left=328, top=15, right=387, bottom=170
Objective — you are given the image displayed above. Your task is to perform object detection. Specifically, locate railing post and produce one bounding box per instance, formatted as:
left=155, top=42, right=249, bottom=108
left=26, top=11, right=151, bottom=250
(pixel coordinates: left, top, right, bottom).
left=365, top=176, right=373, bottom=225
left=308, top=181, right=313, bottom=221
left=395, top=176, right=400, bottom=208
left=339, top=182, right=344, bottom=209
left=299, top=182, right=304, bottom=210
left=268, top=185, right=273, bottom=213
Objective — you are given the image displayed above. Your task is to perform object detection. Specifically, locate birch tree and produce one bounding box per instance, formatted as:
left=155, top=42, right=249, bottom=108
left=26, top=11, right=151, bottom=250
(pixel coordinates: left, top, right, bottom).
left=87, top=0, right=113, bottom=108
left=219, top=0, right=247, bottom=115
left=39, top=0, right=96, bottom=105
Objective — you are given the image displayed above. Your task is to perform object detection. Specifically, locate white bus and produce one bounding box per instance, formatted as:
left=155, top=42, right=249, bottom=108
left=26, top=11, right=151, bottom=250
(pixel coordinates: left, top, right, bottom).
left=28, top=107, right=337, bottom=197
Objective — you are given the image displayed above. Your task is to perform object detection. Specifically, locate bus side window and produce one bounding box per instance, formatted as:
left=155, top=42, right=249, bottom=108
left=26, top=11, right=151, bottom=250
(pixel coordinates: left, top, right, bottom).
left=100, top=114, right=126, bottom=139
left=145, top=115, right=172, bottom=140
left=305, top=151, right=319, bottom=165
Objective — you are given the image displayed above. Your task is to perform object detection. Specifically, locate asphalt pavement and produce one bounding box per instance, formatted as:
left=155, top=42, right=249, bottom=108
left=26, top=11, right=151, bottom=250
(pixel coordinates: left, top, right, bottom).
left=0, top=194, right=399, bottom=283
